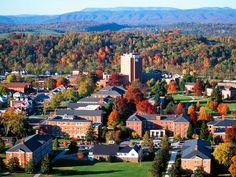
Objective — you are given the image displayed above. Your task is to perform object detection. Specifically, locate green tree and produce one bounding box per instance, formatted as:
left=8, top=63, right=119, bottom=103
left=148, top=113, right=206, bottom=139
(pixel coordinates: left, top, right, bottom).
left=187, top=122, right=194, bottom=139
left=169, top=158, right=181, bottom=177
left=0, top=157, right=5, bottom=172
left=200, top=121, right=209, bottom=140
left=53, top=138, right=59, bottom=151
left=86, top=124, right=96, bottom=142
left=41, top=154, right=52, bottom=174
left=8, top=157, right=19, bottom=172
left=0, top=84, right=8, bottom=95
left=50, top=92, right=63, bottom=109
left=45, top=78, right=56, bottom=90
left=213, top=143, right=234, bottom=166
left=1, top=108, right=26, bottom=135
left=210, top=87, right=222, bottom=103
left=0, top=137, right=5, bottom=152
left=6, top=74, right=17, bottom=83
left=25, top=160, right=34, bottom=174
left=68, top=141, right=78, bottom=154
left=194, top=166, right=206, bottom=177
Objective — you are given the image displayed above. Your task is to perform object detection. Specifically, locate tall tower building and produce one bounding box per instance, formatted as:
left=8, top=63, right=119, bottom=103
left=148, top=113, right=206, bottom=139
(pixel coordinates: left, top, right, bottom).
left=120, top=53, right=142, bottom=83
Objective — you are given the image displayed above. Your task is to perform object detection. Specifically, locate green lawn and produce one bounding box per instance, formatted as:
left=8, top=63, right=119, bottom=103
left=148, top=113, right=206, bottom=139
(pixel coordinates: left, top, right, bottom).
left=51, top=161, right=152, bottom=177
left=172, top=94, right=207, bottom=103
left=228, top=103, right=236, bottom=111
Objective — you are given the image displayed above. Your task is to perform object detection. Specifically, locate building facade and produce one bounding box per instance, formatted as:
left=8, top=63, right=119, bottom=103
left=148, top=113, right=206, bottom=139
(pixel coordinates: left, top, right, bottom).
left=126, top=114, right=189, bottom=138
left=6, top=134, right=52, bottom=168
left=120, top=53, right=142, bottom=83
left=181, top=139, right=211, bottom=174
left=44, top=115, right=101, bottom=139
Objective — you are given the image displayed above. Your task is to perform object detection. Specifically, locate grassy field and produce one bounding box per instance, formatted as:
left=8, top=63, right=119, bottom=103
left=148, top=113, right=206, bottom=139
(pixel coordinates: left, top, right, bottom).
left=51, top=161, right=152, bottom=177
left=172, top=94, right=207, bottom=103
left=228, top=103, right=236, bottom=111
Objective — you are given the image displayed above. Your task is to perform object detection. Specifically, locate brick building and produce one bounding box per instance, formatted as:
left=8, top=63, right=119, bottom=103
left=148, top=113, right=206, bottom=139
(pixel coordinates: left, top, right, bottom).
left=55, top=109, right=103, bottom=123
left=4, top=82, right=32, bottom=93
left=207, top=118, right=236, bottom=142
left=181, top=139, right=211, bottom=174
left=6, top=134, right=52, bottom=168
left=126, top=114, right=189, bottom=138
left=44, top=115, right=101, bottom=139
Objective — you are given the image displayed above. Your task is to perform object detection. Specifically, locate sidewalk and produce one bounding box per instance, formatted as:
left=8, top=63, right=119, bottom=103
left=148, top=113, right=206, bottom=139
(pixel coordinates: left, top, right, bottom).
left=165, top=148, right=179, bottom=177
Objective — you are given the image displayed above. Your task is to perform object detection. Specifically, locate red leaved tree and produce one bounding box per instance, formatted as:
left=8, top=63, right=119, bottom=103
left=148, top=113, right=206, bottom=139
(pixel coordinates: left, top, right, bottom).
left=136, top=100, right=155, bottom=114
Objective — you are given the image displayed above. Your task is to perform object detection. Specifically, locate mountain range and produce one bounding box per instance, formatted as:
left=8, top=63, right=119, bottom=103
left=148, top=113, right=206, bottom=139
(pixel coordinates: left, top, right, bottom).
left=0, top=7, right=235, bottom=25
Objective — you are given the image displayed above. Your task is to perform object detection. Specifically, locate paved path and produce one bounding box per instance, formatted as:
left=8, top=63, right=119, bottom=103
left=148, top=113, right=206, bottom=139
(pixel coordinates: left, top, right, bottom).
left=165, top=148, right=179, bottom=177
left=33, top=173, right=41, bottom=177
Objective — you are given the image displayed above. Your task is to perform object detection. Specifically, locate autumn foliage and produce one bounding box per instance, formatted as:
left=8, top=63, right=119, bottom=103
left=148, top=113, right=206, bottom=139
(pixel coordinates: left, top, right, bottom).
left=175, top=102, right=185, bottom=115
left=107, top=72, right=123, bottom=86
left=107, top=110, right=120, bottom=128
left=167, top=80, right=177, bottom=94
left=198, top=107, right=212, bottom=121
left=125, top=86, right=144, bottom=104
left=136, top=100, right=155, bottom=114
left=187, top=104, right=195, bottom=115
left=190, top=112, right=198, bottom=123
left=217, top=103, right=229, bottom=116
left=193, top=81, right=203, bottom=96
left=208, top=101, right=218, bottom=110
left=229, top=155, right=236, bottom=177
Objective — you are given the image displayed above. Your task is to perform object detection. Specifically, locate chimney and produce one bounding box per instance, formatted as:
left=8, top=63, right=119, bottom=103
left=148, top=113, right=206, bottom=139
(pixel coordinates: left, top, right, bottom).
left=222, top=115, right=225, bottom=120
left=194, top=145, right=198, bottom=151
left=21, top=138, right=24, bottom=144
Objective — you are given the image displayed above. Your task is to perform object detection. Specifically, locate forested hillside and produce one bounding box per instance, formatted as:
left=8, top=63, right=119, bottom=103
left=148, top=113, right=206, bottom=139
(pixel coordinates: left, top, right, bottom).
left=0, top=31, right=235, bottom=79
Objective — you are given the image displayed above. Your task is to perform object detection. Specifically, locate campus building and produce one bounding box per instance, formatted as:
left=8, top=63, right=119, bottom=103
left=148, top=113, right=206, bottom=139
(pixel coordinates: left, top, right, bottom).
left=120, top=53, right=142, bottom=83
left=181, top=139, right=211, bottom=174
left=6, top=134, right=52, bottom=168
left=126, top=114, right=189, bottom=138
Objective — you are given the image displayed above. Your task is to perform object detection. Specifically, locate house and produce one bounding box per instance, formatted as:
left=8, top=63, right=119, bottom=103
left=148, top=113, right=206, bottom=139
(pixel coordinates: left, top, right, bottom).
left=185, top=82, right=195, bottom=92
left=126, top=114, right=189, bottom=138
left=89, top=144, right=142, bottom=162
left=55, top=109, right=103, bottom=123
left=221, top=87, right=236, bottom=99
left=181, top=139, right=211, bottom=174
left=207, top=118, right=236, bottom=142
left=10, top=92, right=33, bottom=112
left=91, top=86, right=126, bottom=98
left=4, top=82, right=32, bottom=93
left=44, top=115, right=101, bottom=139
left=6, top=134, right=52, bottom=168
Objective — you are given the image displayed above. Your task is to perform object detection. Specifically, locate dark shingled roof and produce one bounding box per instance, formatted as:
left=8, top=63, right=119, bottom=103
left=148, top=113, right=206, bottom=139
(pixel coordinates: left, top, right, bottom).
left=181, top=139, right=211, bottom=159
left=126, top=114, right=189, bottom=122
left=92, top=86, right=126, bottom=97
left=56, top=109, right=103, bottom=117
left=118, top=146, right=132, bottom=153
left=93, top=144, right=119, bottom=155
left=208, top=119, right=236, bottom=127
left=7, top=134, right=52, bottom=153
left=77, top=96, right=112, bottom=104
left=47, top=115, right=91, bottom=123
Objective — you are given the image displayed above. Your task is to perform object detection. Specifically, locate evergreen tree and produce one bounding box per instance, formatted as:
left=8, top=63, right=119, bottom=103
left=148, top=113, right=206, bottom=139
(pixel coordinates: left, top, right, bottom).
left=187, top=122, right=194, bottom=139
left=53, top=138, right=59, bottom=151
left=0, top=157, right=5, bottom=172
left=169, top=158, right=181, bottom=177
left=207, top=133, right=213, bottom=143
left=25, top=160, right=34, bottom=174
left=194, top=166, right=206, bottom=177
left=68, top=141, right=78, bottom=153
left=86, top=124, right=96, bottom=142
left=200, top=122, right=209, bottom=140
left=211, top=87, right=222, bottom=103
left=0, top=137, right=5, bottom=152
left=41, top=154, right=52, bottom=174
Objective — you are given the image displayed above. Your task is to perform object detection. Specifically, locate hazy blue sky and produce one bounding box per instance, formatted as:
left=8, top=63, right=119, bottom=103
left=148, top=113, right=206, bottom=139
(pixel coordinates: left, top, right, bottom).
left=0, top=0, right=235, bottom=15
